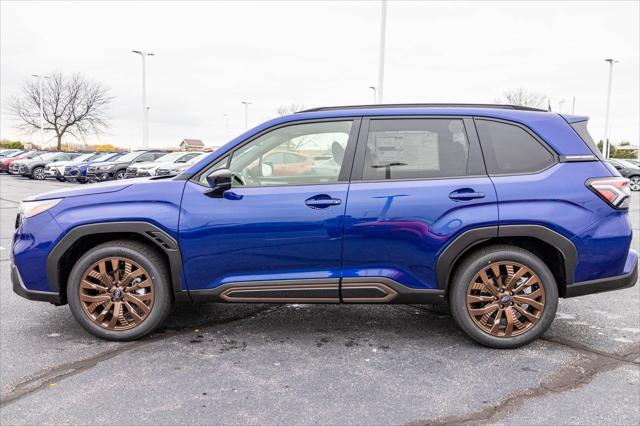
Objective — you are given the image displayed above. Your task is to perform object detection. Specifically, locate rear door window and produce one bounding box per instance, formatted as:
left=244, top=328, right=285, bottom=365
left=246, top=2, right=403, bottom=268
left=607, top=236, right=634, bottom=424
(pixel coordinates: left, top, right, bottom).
left=362, top=118, right=470, bottom=180
left=475, top=119, right=555, bottom=175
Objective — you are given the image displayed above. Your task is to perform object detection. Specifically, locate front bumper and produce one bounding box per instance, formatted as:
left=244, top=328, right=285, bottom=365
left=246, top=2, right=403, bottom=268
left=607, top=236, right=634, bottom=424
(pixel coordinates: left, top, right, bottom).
left=11, top=263, right=61, bottom=304
left=86, top=171, right=113, bottom=181
left=565, top=250, right=638, bottom=297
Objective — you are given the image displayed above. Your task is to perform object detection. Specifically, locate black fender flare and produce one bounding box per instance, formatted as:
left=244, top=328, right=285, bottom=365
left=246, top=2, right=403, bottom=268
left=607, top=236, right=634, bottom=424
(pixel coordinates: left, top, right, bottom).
left=436, top=224, right=578, bottom=290
left=46, top=221, right=186, bottom=300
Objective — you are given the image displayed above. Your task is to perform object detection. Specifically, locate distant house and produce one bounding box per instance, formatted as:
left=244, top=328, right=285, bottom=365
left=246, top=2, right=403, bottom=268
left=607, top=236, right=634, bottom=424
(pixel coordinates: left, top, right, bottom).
left=180, top=139, right=205, bottom=151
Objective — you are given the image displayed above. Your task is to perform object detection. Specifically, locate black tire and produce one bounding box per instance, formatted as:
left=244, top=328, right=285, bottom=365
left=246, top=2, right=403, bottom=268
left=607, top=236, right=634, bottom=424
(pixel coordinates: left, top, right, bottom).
left=32, top=167, right=46, bottom=180
left=448, top=245, right=558, bottom=349
left=67, top=240, right=173, bottom=341
left=114, top=169, right=126, bottom=180
left=56, top=177, right=66, bottom=182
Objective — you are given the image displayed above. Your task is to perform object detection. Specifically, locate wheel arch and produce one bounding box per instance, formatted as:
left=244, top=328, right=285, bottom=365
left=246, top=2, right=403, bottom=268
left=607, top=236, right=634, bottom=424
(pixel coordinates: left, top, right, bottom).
left=437, top=225, right=577, bottom=297
left=46, top=222, right=185, bottom=304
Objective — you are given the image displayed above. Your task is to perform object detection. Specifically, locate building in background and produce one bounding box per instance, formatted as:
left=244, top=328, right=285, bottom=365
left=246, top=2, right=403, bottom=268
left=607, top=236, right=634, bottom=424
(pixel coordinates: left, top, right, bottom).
left=180, top=139, right=205, bottom=151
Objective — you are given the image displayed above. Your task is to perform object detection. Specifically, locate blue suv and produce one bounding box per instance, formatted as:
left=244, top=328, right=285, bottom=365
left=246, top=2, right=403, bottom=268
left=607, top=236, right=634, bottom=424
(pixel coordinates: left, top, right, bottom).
left=11, top=104, right=637, bottom=348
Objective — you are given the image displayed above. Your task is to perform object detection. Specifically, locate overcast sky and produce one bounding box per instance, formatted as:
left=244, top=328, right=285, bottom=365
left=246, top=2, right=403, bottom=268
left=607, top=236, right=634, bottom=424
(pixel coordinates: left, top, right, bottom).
left=1, top=1, right=638, bottom=150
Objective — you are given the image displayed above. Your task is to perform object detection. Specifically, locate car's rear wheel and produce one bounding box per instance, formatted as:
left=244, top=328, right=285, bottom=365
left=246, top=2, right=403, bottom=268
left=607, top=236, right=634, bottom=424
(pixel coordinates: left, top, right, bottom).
left=67, top=240, right=172, bottom=341
left=629, top=176, right=640, bottom=191
left=449, top=245, right=558, bottom=349
left=32, top=167, right=46, bottom=180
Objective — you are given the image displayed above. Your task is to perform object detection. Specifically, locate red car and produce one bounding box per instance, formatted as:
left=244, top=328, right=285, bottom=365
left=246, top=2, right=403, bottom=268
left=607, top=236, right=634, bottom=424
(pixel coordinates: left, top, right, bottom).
left=1, top=151, right=42, bottom=173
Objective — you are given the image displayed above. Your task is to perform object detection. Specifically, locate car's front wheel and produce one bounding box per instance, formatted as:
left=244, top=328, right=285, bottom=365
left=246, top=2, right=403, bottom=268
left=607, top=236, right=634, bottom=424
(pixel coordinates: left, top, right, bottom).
left=114, top=169, right=126, bottom=180
left=32, top=167, right=46, bottom=180
left=629, top=176, right=640, bottom=192
left=449, top=245, right=558, bottom=349
left=67, top=240, right=173, bottom=341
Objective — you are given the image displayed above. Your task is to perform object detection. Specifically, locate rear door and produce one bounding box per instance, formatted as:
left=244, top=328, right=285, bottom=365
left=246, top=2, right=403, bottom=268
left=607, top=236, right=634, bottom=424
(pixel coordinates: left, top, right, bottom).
left=341, top=117, right=498, bottom=301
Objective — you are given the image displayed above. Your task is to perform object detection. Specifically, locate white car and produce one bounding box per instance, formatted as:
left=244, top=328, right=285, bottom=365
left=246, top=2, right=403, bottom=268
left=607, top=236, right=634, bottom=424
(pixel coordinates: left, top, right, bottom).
left=155, top=152, right=210, bottom=176
left=45, top=153, right=102, bottom=181
left=125, top=151, right=203, bottom=178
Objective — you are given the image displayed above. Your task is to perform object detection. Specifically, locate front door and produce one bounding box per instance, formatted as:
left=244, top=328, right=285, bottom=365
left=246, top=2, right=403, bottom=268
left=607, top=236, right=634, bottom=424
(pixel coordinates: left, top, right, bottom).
left=341, top=117, right=499, bottom=302
left=179, top=119, right=360, bottom=302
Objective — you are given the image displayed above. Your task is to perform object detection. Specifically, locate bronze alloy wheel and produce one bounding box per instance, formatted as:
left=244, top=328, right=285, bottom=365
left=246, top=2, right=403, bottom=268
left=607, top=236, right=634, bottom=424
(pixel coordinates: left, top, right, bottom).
left=79, top=257, right=155, bottom=330
left=466, top=261, right=545, bottom=337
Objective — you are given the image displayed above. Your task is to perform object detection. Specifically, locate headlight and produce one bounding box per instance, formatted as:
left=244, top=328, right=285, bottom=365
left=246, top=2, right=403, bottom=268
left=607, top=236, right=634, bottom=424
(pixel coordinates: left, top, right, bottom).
left=97, top=165, right=112, bottom=171
left=19, top=199, right=62, bottom=218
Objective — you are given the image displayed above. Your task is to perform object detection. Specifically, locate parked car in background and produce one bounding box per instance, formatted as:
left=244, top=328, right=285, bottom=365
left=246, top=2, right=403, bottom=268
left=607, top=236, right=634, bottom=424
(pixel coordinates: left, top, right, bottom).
left=45, top=152, right=103, bottom=181
left=155, top=152, right=210, bottom=176
left=64, top=152, right=124, bottom=183
left=6, top=151, right=44, bottom=174
left=0, top=149, right=24, bottom=158
left=18, top=152, right=82, bottom=180
left=86, top=150, right=168, bottom=181
left=11, top=104, right=636, bottom=348
left=2, top=151, right=38, bottom=173
left=622, top=159, right=640, bottom=168
left=125, top=151, right=203, bottom=178
left=607, top=159, right=640, bottom=191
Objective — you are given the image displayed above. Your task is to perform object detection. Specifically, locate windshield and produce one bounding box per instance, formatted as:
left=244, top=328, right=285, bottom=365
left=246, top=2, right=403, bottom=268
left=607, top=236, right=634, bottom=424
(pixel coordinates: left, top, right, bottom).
left=115, top=151, right=145, bottom=162
left=7, top=151, right=25, bottom=158
left=93, top=153, right=117, bottom=162
left=154, top=151, right=188, bottom=163
left=187, top=153, right=209, bottom=164
left=73, top=153, right=96, bottom=162
left=616, top=159, right=639, bottom=169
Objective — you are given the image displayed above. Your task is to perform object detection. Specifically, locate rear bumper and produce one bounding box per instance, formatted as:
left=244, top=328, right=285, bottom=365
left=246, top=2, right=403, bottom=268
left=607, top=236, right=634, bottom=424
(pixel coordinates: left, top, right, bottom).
left=11, top=263, right=61, bottom=304
left=565, top=249, right=638, bottom=298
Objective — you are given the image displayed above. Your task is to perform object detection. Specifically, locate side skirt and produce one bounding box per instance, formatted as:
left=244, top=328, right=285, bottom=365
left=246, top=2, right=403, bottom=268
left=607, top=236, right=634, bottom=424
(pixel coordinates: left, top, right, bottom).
left=187, top=277, right=446, bottom=305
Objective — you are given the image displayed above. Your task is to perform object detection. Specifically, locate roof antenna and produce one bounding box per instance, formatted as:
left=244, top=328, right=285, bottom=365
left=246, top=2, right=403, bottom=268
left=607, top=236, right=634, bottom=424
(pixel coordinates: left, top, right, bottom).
left=547, top=99, right=552, bottom=112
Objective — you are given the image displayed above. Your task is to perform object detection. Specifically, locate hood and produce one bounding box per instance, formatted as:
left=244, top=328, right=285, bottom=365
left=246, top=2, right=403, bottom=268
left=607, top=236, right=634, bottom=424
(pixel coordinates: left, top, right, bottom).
left=21, top=158, right=47, bottom=165
left=26, top=179, right=133, bottom=201
left=26, top=175, right=177, bottom=201
left=89, top=160, right=120, bottom=168
left=128, top=161, right=157, bottom=169
left=46, top=160, right=76, bottom=167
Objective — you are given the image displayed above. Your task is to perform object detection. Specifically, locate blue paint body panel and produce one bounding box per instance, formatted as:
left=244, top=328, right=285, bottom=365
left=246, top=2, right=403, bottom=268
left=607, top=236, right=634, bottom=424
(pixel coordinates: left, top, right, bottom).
left=178, top=181, right=347, bottom=291
left=342, top=177, right=498, bottom=289
left=11, top=106, right=635, bottom=301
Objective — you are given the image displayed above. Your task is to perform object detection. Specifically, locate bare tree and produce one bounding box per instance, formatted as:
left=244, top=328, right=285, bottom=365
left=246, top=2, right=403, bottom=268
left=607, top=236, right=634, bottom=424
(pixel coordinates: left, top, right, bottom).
left=276, top=103, right=305, bottom=116
left=8, top=71, right=112, bottom=150
left=496, top=88, right=548, bottom=109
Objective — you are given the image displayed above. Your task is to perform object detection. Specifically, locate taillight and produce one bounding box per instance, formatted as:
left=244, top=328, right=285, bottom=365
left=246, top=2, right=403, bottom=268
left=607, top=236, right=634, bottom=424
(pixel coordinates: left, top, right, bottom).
left=586, top=177, right=631, bottom=209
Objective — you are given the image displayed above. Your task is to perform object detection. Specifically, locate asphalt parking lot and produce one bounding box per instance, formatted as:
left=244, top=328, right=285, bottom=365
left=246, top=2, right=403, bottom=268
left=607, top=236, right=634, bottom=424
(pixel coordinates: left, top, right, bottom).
left=0, top=174, right=638, bottom=425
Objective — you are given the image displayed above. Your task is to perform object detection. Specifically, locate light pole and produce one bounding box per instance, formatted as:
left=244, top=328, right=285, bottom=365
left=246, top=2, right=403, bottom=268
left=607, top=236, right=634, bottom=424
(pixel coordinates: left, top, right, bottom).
left=376, top=0, right=387, bottom=103
left=241, top=101, right=252, bottom=129
left=369, top=86, right=377, bottom=103
left=31, top=74, right=49, bottom=147
left=132, top=50, right=155, bottom=148
left=603, top=58, right=618, bottom=159
left=558, top=99, right=565, bottom=113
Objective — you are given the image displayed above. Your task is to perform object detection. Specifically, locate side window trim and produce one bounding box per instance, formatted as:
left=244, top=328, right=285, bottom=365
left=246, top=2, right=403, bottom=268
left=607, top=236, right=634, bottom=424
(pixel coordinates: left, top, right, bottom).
left=473, top=117, right=558, bottom=177
left=351, top=115, right=487, bottom=183
left=191, top=117, right=362, bottom=188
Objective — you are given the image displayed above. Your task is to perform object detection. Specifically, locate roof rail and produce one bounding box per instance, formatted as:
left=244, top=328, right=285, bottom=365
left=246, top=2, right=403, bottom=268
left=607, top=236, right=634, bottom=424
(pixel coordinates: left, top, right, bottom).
left=298, top=103, right=547, bottom=113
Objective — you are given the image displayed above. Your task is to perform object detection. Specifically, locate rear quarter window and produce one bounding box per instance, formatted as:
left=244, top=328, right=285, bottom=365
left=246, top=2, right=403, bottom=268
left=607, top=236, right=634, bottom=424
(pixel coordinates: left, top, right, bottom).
left=475, top=119, right=555, bottom=175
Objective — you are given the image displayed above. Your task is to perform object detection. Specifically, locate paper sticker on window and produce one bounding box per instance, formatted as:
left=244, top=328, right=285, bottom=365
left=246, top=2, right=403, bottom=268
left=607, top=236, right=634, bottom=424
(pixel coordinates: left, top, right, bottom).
left=369, top=131, right=439, bottom=170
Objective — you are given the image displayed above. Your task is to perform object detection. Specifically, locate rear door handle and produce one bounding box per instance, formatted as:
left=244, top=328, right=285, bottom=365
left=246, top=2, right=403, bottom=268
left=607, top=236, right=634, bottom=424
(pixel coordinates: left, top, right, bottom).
left=305, top=195, right=342, bottom=209
left=449, top=189, right=485, bottom=201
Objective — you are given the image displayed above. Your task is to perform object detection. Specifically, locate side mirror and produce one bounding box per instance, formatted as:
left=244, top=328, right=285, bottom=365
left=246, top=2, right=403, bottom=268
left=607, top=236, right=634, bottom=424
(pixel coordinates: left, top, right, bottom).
left=206, top=168, right=233, bottom=196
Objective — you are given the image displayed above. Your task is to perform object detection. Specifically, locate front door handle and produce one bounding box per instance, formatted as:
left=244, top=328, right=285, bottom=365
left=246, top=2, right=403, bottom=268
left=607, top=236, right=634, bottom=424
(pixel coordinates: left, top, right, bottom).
left=305, top=195, right=342, bottom=209
left=449, top=189, right=485, bottom=201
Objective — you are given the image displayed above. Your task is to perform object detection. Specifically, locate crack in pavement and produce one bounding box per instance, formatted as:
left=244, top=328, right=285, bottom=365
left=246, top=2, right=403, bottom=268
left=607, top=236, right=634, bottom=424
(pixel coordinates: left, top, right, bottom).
left=407, top=341, right=640, bottom=425
left=0, top=305, right=284, bottom=407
